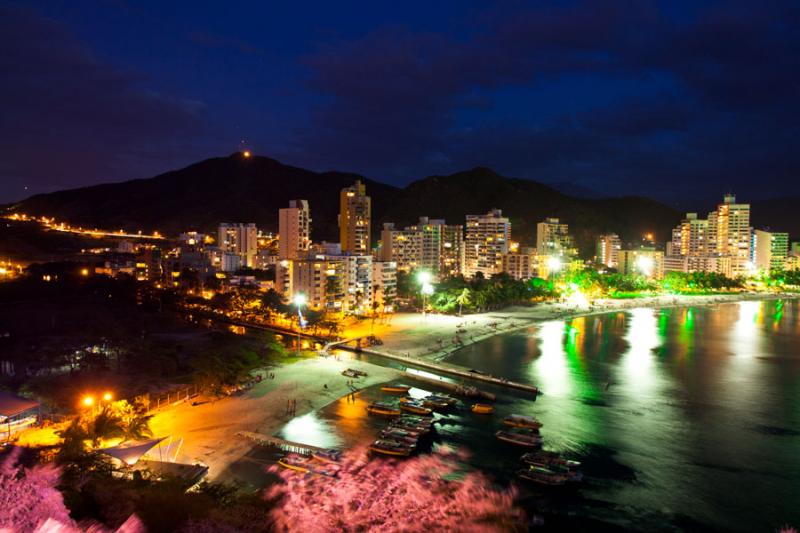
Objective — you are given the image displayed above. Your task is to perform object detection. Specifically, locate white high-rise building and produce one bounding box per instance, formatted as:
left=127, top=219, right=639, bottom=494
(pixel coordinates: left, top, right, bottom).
left=753, top=230, right=789, bottom=273
left=339, top=180, right=371, bottom=255
left=464, top=209, right=510, bottom=279
left=279, top=200, right=311, bottom=260
left=536, top=218, right=575, bottom=258
left=217, top=223, right=258, bottom=268
left=596, top=234, right=621, bottom=268
left=708, top=194, right=751, bottom=276
left=380, top=223, right=423, bottom=272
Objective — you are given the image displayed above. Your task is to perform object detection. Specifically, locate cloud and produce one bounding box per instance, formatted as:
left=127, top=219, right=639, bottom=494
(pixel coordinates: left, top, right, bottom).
left=0, top=4, right=209, bottom=201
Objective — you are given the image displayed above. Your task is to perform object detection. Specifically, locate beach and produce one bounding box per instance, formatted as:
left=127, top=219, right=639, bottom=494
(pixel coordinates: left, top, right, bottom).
left=148, top=356, right=400, bottom=482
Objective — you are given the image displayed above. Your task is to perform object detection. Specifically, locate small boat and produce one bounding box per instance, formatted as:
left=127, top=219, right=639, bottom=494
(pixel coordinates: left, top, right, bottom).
left=312, top=449, right=342, bottom=463
left=471, top=403, right=494, bottom=414
left=342, top=368, right=367, bottom=378
left=381, top=384, right=411, bottom=393
left=399, top=397, right=433, bottom=415
left=380, top=427, right=420, bottom=444
left=496, top=430, right=543, bottom=447
left=517, top=468, right=567, bottom=486
left=521, top=451, right=580, bottom=469
left=366, top=402, right=401, bottom=417
left=422, top=394, right=457, bottom=410
left=503, top=414, right=543, bottom=429
left=390, top=420, right=431, bottom=434
left=278, top=453, right=312, bottom=473
left=369, top=439, right=414, bottom=457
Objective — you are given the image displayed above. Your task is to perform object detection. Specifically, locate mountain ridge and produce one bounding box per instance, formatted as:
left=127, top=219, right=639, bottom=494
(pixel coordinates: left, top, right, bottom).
left=2, top=153, right=725, bottom=255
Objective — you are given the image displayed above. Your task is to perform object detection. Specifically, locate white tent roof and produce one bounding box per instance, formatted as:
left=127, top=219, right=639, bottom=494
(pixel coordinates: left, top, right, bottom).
left=98, top=437, right=167, bottom=465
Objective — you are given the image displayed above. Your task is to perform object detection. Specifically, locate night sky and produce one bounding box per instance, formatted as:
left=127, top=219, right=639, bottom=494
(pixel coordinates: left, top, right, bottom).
left=2, top=0, right=798, bottom=206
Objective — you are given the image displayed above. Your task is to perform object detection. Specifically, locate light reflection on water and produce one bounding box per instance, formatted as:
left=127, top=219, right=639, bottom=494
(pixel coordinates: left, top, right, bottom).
left=276, top=300, right=800, bottom=531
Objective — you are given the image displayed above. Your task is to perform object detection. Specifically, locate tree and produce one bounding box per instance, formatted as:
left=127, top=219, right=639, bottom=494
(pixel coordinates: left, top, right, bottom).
left=455, top=288, right=471, bottom=316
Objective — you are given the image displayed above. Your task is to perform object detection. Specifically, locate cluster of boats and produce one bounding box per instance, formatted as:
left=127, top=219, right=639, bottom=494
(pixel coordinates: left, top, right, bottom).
left=493, top=414, right=545, bottom=447
left=517, top=451, right=583, bottom=486
left=367, top=386, right=460, bottom=418
left=369, top=415, right=434, bottom=457
left=277, top=448, right=343, bottom=476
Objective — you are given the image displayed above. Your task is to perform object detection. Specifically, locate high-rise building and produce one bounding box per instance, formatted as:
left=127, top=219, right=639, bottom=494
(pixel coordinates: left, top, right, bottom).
left=217, top=223, right=258, bottom=268
left=501, top=247, right=537, bottom=280
left=339, top=180, right=371, bottom=254
left=279, top=200, right=311, bottom=260
left=440, top=223, right=464, bottom=277
left=675, top=213, right=709, bottom=256
left=753, top=230, right=789, bottom=273
left=708, top=194, right=751, bottom=276
left=464, top=209, right=510, bottom=279
left=536, top=218, right=575, bottom=258
left=372, top=261, right=398, bottom=310
left=408, top=217, right=444, bottom=273
left=596, top=234, right=621, bottom=268
left=618, top=247, right=665, bottom=279
left=380, top=223, right=422, bottom=272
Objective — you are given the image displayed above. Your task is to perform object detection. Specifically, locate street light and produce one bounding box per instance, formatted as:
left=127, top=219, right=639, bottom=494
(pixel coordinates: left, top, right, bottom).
left=636, top=255, right=654, bottom=277
left=293, top=293, right=307, bottom=354
left=102, top=392, right=113, bottom=402
left=547, top=256, right=562, bottom=280
left=82, top=395, right=94, bottom=408
left=416, top=271, right=433, bottom=316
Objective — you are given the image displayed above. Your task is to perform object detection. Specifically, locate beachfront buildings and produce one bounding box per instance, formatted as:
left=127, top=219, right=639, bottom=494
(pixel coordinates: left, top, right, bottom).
left=217, top=223, right=258, bottom=268
left=372, top=260, right=397, bottom=310
left=464, top=209, right=510, bottom=279
left=596, top=234, right=621, bottom=268
left=501, top=247, right=537, bottom=280
left=536, top=218, right=575, bottom=259
left=380, top=223, right=423, bottom=272
left=664, top=194, right=753, bottom=277
left=618, top=247, right=665, bottom=279
left=379, top=217, right=464, bottom=277
left=278, top=200, right=311, bottom=260
left=339, top=180, right=371, bottom=255
left=752, top=230, right=789, bottom=273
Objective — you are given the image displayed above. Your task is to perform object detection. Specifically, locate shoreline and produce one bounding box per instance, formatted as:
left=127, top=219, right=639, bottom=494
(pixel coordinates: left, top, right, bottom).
left=356, top=292, right=800, bottom=365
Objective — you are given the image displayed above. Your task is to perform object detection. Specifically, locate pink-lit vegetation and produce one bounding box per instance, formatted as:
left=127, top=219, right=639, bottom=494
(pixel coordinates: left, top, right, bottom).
left=266, top=445, right=524, bottom=532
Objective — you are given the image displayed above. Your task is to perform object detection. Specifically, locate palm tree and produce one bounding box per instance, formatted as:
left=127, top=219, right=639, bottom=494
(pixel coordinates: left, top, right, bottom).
left=455, top=288, right=471, bottom=316
left=123, top=412, right=153, bottom=441
left=90, top=407, right=124, bottom=447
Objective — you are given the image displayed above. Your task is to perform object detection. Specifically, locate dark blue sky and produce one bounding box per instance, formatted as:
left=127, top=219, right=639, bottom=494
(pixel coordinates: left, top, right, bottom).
left=2, top=0, right=798, bottom=207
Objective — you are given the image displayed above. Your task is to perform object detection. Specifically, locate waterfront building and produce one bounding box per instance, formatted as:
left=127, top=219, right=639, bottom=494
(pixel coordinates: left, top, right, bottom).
left=464, top=209, right=510, bottom=279
left=596, top=234, right=621, bottom=268
left=536, top=217, right=575, bottom=258
left=218, top=223, right=258, bottom=268
left=501, top=247, right=537, bottom=280
left=440, top=222, right=464, bottom=277
left=753, top=229, right=789, bottom=273
left=707, top=194, right=751, bottom=276
left=372, top=261, right=398, bottom=311
left=673, top=213, right=709, bottom=256
left=278, top=200, right=311, bottom=260
left=339, top=180, right=371, bottom=254
left=618, top=247, right=665, bottom=279
left=380, top=223, right=422, bottom=272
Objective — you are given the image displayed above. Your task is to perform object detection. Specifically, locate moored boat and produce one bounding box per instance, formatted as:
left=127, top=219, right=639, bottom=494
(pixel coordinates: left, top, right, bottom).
left=503, top=414, right=543, bottom=429
left=369, top=439, right=414, bottom=457
left=422, top=394, right=457, bottom=410
left=278, top=453, right=312, bottom=473
left=521, top=451, right=580, bottom=469
left=471, top=403, right=495, bottom=414
left=380, top=427, right=420, bottom=444
left=399, top=397, right=433, bottom=415
left=366, top=402, right=401, bottom=417
left=342, top=368, right=367, bottom=378
left=312, top=449, right=342, bottom=463
left=496, top=429, right=543, bottom=447
left=381, top=384, right=411, bottom=393
left=517, top=468, right=567, bottom=486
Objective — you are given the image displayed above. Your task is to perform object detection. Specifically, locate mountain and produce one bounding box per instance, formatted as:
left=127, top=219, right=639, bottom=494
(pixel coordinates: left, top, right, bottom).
left=6, top=154, right=681, bottom=255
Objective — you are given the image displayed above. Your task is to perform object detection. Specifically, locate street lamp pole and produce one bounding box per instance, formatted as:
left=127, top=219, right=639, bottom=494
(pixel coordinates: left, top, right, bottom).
left=293, top=293, right=307, bottom=355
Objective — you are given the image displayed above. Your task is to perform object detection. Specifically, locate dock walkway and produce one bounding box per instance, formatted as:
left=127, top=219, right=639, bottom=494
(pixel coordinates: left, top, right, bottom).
left=237, top=431, right=328, bottom=455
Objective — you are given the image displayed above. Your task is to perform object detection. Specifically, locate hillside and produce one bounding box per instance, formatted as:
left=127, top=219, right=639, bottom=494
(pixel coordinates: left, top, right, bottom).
left=6, top=154, right=683, bottom=255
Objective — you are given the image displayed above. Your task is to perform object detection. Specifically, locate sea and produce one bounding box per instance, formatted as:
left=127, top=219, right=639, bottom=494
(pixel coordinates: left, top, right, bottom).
left=273, top=299, right=800, bottom=532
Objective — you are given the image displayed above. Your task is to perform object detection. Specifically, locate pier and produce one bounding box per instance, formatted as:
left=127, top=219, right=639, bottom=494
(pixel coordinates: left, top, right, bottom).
left=333, top=340, right=540, bottom=396
left=237, top=431, right=329, bottom=455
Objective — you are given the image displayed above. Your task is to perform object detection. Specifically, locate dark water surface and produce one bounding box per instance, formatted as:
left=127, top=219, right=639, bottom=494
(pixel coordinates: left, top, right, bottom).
left=278, top=300, right=800, bottom=531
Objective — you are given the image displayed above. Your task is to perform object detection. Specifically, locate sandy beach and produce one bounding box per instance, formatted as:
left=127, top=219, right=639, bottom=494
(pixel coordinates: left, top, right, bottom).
left=348, top=292, right=800, bottom=363
left=148, top=356, right=400, bottom=482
